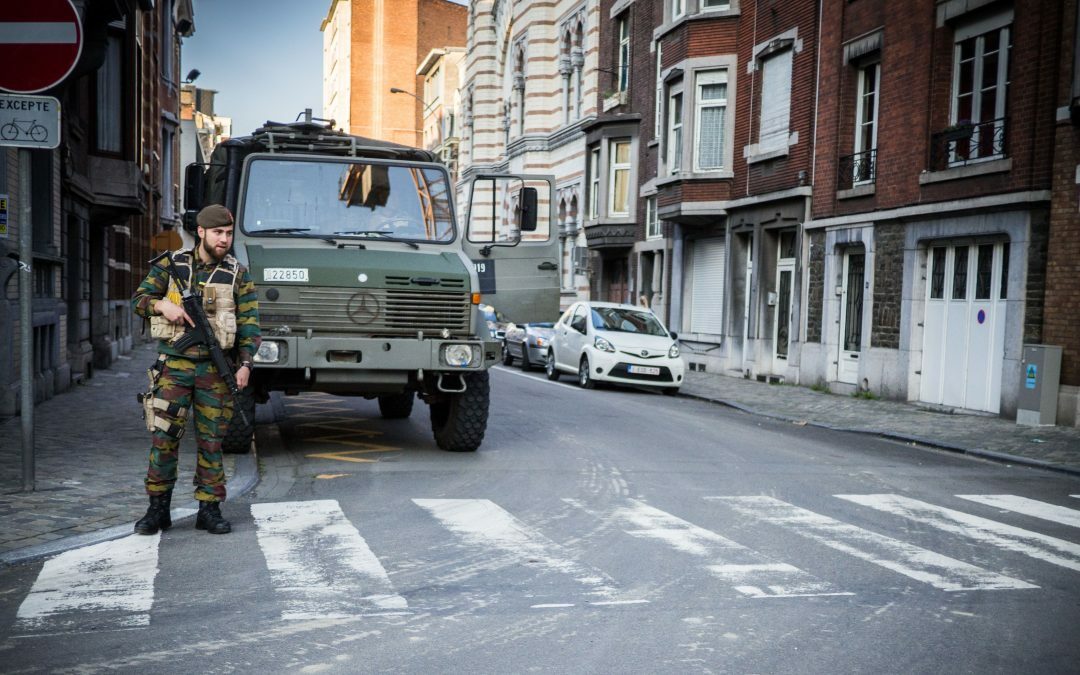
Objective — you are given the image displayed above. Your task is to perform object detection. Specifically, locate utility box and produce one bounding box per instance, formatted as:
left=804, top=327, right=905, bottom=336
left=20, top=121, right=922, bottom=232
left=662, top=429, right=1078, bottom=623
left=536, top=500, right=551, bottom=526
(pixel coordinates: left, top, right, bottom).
left=1017, top=344, right=1062, bottom=426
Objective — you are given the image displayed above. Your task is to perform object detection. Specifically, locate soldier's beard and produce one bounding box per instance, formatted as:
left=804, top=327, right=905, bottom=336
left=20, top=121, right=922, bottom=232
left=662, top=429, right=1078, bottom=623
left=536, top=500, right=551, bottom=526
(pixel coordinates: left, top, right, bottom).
left=200, top=239, right=226, bottom=263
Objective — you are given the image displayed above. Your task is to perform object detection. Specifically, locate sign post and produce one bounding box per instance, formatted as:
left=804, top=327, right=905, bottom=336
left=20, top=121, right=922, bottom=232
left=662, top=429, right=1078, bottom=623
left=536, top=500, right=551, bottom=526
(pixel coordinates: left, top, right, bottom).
left=1, top=0, right=83, bottom=492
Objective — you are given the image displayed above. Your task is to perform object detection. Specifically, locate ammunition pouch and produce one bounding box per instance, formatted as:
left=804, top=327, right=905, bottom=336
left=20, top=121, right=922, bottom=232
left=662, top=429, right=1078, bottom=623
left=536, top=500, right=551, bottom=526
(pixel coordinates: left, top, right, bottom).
left=203, top=283, right=237, bottom=349
left=149, top=315, right=180, bottom=340
left=137, top=357, right=189, bottom=438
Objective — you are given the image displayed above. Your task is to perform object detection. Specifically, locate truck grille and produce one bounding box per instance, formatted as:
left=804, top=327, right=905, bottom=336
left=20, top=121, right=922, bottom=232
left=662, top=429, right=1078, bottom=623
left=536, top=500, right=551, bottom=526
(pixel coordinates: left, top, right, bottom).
left=261, top=287, right=471, bottom=336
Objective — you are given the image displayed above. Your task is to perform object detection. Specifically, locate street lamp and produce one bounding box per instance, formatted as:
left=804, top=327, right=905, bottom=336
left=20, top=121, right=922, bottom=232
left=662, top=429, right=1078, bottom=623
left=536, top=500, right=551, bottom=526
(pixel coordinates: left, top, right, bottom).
left=184, top=69, right=200, bottom=84
left=390, top=87, right=435, bottom=114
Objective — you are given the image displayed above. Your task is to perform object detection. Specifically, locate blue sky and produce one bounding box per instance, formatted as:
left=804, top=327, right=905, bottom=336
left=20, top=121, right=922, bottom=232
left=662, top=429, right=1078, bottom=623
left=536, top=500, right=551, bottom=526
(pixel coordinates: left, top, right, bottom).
left=182, top=0, right=467, bottom=138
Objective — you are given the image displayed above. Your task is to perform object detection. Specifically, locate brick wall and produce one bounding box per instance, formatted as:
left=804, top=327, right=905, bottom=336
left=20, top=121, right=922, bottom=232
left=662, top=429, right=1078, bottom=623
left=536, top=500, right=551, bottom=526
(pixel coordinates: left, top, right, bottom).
left=870, top=222, right=904, bottom=349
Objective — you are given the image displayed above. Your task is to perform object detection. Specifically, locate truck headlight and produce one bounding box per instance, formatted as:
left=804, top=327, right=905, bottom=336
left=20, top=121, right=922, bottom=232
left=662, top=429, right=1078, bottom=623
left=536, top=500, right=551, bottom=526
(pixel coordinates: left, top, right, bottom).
left=255, top=340, right=287, bottom=364
left=442, top=343, right=478, bottom=367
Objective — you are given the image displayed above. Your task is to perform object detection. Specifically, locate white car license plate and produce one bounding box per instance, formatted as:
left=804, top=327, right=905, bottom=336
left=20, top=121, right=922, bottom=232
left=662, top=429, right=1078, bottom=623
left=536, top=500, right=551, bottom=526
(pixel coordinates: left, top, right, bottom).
left=263, top=268, right=309, bottom=282
left=628, top=365, right=660, bottom=376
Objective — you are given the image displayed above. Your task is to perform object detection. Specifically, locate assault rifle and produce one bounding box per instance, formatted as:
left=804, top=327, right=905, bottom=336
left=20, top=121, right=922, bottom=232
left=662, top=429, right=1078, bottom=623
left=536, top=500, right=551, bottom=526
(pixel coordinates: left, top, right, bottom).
left=151, top=252, right=250, bottom=427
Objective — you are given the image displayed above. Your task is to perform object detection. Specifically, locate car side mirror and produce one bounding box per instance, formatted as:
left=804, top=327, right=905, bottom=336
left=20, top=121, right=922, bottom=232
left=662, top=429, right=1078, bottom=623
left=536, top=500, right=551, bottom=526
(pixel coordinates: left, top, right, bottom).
left=183, top=163, right=205, bottom=211
left=670, top=332, right=678, bottom=340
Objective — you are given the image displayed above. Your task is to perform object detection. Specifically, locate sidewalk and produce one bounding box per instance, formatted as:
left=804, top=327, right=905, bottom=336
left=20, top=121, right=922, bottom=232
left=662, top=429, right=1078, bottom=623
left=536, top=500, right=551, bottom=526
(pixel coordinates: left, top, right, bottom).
left=0, top=342, right=258, bottom=567
left=2, top=347, right=1078, bottom=569
left=680, top=370, right=1080, bottom=476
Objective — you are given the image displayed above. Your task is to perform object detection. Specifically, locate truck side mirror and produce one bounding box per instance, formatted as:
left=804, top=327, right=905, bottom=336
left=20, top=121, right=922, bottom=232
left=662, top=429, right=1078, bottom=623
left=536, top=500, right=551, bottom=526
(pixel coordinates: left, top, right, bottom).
left=518, top=186, right=538, bottom=232
left=184, top=163, right=206, bottom=211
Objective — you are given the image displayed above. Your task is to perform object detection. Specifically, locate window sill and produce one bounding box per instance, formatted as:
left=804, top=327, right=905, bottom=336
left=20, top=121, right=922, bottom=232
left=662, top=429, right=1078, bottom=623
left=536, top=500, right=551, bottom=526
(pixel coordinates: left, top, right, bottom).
left=837, top=184, right=876, bottom=200
left=655, top=171, right=734, bottom=187
left=746, top=146, right=789, bottom=164
left=919, top=157, right=1011, bottom=185
left=654, top=8, right=740, bottom=41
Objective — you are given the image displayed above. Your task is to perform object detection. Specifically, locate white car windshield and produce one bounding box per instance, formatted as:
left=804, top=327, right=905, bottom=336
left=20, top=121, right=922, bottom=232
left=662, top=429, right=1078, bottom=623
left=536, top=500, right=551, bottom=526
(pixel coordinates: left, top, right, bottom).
left=241, top=158, right=455, bottom=243
left=590, top=307, right=668, bottom=336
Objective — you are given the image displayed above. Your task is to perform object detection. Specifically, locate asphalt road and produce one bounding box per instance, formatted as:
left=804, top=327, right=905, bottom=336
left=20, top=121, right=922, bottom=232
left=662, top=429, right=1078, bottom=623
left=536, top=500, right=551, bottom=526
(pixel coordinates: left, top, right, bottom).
left=1, top=365, right=1079, bottom=674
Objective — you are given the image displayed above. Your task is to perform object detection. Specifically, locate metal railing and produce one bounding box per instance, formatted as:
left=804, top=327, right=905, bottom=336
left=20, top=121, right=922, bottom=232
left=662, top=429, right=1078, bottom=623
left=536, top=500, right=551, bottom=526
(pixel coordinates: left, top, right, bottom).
left=837, top=148, right=877, bottom=191
left=929, top=116, right=1008, bottom=171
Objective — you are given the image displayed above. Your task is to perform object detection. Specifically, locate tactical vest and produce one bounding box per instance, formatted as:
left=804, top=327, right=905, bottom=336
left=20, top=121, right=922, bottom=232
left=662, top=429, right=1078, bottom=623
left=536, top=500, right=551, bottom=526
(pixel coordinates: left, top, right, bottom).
left=149, top=248, right=241, bottom=350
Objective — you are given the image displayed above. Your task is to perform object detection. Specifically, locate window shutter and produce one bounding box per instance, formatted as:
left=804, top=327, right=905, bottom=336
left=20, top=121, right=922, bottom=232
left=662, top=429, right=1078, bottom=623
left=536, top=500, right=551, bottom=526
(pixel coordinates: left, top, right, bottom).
left=759, top=50, right=792, bottom=153
left=690, top=238, right=726, bottom=335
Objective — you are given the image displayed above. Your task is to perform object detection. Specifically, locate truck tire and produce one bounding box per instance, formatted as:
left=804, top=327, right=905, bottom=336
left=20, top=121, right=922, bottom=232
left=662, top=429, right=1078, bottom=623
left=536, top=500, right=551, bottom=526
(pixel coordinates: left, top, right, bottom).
left=429, top=371, right=490, bottom=452
left=378, top=392, right=415, bottom=419
left=222, top=390, right=256, bottom=454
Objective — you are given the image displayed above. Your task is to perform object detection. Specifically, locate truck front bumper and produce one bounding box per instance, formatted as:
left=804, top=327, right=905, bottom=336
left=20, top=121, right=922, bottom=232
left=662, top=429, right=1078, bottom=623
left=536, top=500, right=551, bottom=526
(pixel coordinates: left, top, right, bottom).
left=253, top=335, right=502, bottom=372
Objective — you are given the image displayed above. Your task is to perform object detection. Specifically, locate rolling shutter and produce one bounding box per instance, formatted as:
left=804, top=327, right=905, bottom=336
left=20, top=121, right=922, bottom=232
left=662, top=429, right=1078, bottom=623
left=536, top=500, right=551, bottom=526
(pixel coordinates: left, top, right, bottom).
left=690, top=237, right=726, bottom=335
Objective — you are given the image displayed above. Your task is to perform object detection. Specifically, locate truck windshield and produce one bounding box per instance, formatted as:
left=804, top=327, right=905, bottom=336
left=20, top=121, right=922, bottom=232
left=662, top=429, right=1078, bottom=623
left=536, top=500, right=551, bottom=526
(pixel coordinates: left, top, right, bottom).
left=240, top=158, right=455, bottom=243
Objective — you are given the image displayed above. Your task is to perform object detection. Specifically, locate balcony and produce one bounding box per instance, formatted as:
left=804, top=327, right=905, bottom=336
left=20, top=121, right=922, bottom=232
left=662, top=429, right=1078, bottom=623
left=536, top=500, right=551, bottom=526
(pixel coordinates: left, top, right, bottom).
left=836, top=148, right=877, bottom=192
left=929, top=117, right=1007, bottom=172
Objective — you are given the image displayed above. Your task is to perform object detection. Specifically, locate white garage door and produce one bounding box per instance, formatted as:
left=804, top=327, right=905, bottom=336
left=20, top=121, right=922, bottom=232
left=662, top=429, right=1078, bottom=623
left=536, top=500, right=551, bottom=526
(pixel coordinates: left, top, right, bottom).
left=920, top=241, right=1008, bottom=413
left=690, top=238, right=726, bottom=335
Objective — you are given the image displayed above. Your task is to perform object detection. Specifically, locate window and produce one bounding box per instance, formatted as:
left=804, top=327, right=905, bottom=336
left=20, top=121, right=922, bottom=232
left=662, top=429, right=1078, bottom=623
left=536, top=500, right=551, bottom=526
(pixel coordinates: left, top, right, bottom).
left=646, top=196, right=661, bottom=239
left=951, top=13, right=1011, bottom=163
left=952, top=246, right=969, bottom=300
left=930, top=247, right=947, bottom=299
left=608, top=139, right=631, bottom=217
left=853, top=61, right=879, bottom=184
left=588, top=147, right=600, bottom=219
left=671, top=0, right=685, bottom=20
left=96, top=33, right=124, bottom=153
left=758, top=49, right=792, bottom=154
left=667, top=89, right=683, bottom=174
left=161, top=127, right=175, bottom=219
left=161, top=0, right=174, bottom=83
left=694, top=69, right=727, bottom=171
left=617, top=15, right=630, bottom=93
left=424, top=66, right=442, bottom=109
left=702, top=0, right=730, bottom=10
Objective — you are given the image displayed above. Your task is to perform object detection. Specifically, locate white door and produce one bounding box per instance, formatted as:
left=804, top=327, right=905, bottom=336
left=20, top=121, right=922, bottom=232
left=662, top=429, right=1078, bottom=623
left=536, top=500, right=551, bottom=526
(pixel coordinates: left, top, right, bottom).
left=920, top=242, right=1008, bottom=412
left=837, top=250, right=865, bottom=385
left=771, top=230, right=797, bottom=372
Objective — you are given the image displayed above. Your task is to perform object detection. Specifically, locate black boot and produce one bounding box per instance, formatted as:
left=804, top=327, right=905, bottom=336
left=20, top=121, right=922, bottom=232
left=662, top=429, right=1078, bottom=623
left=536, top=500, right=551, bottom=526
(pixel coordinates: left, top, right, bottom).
left=134, top=493, right=171, bottom=535
left=195, top=501, right=232, bottom=534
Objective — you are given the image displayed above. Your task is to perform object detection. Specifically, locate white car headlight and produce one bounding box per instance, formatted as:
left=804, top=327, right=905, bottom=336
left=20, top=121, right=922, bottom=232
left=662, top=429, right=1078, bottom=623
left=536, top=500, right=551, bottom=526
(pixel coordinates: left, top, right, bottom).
left=442, top=343, right=477, bottom=367
left=254, top=340, right=286, bottom=364
left=668, top=342, right=680, bottom=358
left=594, top=336, right=616, bottom=353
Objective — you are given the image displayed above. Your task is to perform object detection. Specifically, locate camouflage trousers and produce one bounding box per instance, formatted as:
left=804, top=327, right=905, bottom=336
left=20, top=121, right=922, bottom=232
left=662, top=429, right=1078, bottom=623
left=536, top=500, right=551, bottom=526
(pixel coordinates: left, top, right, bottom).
left=144, top=355, right=233, bottom=502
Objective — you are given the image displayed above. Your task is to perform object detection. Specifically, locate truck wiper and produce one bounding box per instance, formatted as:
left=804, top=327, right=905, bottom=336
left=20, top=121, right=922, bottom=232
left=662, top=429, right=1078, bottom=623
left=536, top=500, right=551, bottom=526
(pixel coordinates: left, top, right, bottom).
left=252, top=227, right=337, bottom=246
left=332, top=230, right=420, bottom=250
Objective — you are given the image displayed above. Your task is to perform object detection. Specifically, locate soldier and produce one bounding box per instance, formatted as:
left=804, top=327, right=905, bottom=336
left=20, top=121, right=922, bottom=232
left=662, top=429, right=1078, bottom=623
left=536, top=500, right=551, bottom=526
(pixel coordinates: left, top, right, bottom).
left=131, top=204, right=260, bottom=535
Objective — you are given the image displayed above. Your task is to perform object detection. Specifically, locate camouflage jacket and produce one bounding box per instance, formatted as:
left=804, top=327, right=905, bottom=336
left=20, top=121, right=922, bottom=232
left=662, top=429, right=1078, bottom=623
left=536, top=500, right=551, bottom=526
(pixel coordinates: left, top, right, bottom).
left=132, top=249, right=261, bottom=363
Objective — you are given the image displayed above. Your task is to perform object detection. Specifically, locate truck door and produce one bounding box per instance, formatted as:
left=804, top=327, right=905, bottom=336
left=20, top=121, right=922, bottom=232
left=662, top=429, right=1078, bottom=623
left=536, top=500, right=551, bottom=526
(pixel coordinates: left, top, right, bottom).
left=461, top=174, right=560, bottom=324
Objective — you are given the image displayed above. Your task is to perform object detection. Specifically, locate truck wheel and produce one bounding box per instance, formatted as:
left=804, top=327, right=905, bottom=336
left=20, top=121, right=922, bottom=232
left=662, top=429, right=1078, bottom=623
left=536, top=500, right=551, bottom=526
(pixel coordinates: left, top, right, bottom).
left=429, top=371, right=490, bottom=452
left=378, top=392, right=415, bottom=419
left=222, top=390, right=256, bottom=454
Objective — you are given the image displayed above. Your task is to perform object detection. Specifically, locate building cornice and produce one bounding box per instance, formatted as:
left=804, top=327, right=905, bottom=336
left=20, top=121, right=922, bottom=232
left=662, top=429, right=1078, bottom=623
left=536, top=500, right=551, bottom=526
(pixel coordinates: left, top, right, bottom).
left=805, top=190, right=1053, bottom=230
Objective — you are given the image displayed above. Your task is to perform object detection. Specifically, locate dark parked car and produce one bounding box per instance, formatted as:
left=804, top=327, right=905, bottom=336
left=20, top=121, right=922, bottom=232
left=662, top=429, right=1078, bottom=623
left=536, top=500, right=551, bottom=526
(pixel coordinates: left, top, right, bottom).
left=502, top=321, right=556, bottom=371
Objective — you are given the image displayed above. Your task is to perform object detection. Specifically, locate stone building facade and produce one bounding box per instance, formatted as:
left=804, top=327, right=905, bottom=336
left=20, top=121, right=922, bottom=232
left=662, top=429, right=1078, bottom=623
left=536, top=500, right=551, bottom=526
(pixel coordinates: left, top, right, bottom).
left=457, top=0, right=600, bottom=311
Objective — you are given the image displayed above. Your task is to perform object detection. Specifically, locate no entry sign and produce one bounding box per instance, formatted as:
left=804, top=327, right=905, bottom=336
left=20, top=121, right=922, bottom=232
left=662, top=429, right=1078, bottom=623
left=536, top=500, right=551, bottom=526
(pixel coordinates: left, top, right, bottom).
left=0, top=0, right=83, bottom=94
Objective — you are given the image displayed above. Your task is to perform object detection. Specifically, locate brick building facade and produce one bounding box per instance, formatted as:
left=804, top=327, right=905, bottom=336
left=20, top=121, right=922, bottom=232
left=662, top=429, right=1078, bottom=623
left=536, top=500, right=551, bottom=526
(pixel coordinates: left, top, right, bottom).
left=0, top=0, right=192, bottom=418
left=322, top=0, right=467, bottom=147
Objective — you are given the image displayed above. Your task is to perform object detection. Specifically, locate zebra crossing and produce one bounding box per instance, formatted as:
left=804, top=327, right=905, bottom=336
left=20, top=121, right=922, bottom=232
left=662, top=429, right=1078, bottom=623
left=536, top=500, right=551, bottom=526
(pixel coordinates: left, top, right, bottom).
left=11, top=493, right=1080, bottom=635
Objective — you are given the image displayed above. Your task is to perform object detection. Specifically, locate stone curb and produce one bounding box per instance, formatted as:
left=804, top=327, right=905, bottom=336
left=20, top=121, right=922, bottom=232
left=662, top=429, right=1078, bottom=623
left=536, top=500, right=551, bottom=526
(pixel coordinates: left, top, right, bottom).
left=678, top=391, right=1080, bottom=479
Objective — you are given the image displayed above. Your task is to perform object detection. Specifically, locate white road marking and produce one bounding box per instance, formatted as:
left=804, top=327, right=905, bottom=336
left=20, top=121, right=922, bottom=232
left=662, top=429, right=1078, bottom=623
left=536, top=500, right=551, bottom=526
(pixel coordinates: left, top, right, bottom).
left=837, top=494, right=1080, bottom=573
left=251, top=500, right=406, bottom=620
left=605, top=498, right=850, bottom=598
left=492, top=365, right=580, bottom=391
left=956, top=495, right=1080, bottom=530
left=531, top=603, right=575, bottom=609
left=708, top=496, right=1036, bottom=591
left=15, top=534, right=160, bottom=635
left=413, top=498, right=619, bottom=598
left=0, top=23, right=78, bottom=44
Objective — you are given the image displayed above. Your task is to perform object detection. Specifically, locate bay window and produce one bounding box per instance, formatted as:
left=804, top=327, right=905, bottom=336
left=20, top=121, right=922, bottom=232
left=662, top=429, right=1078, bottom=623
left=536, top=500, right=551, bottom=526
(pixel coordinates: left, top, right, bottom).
left=693, top=69, right=727, bottom=172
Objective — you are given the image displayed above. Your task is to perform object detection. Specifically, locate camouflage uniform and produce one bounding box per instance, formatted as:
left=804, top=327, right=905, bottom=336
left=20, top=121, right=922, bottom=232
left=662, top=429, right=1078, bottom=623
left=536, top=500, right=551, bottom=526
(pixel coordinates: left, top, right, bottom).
left=132, top=248, right=260, bottom=503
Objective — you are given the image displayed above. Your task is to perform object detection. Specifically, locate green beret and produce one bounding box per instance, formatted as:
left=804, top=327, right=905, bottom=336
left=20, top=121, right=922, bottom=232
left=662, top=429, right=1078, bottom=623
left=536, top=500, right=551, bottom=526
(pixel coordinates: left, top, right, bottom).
left=196, top=204, right=234, bottom=229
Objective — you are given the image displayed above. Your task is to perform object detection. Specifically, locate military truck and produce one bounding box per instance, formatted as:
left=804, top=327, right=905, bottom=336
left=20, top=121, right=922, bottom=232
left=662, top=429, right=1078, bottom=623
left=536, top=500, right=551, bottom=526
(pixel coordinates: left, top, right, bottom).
left=181, top=111, right=559, bottom=453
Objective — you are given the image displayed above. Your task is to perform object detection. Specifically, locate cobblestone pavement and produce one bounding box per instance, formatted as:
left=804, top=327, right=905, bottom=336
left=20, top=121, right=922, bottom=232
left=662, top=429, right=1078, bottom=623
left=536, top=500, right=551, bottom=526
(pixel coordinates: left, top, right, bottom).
left=681, top=370, right=1080, bottom=475
left=2, top=343, right=1077, bottom=567
left=0, top=342, right=255, bottom=566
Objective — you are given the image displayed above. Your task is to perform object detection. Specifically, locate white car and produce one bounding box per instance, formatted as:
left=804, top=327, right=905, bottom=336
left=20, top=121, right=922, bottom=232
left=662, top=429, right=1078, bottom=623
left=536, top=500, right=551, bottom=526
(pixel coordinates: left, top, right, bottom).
left=545, top=301, right=684, bottom=394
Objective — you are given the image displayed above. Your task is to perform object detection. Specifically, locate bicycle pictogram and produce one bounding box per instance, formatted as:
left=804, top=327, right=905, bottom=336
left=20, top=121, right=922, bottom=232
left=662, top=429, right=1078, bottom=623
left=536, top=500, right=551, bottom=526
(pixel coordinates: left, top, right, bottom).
left=0, top=119, right=48, bottom=143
